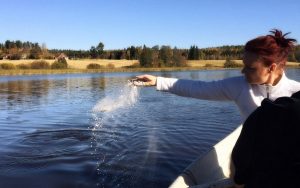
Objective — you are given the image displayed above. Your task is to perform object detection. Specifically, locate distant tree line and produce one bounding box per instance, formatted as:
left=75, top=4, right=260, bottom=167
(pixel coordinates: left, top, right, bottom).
left=137, top=45, right=187, bottom=67
left=0, top=40, right=54, bottom=60
left=50, top=43, right=142, bottom=60
left=1, top=40, right=300, bottom=67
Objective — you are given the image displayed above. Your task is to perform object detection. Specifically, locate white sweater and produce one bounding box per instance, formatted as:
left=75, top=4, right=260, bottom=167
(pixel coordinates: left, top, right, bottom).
left=156, top=73, right=300, bottom=121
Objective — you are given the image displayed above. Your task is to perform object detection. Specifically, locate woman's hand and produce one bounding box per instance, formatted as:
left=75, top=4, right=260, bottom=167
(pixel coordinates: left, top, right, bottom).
left=134, top=74, right=157, bottom=86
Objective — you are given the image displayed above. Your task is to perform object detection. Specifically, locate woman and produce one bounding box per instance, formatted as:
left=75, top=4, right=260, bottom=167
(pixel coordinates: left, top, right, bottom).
left=135, top=29, right=300, bottom=121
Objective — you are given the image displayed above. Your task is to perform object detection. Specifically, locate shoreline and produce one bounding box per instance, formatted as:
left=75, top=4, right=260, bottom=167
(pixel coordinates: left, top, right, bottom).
left=1, top=66, right=299, bottom=76
left=0, top=67, right=226, bottom=76
left=0, top=59, right=299, bottom=76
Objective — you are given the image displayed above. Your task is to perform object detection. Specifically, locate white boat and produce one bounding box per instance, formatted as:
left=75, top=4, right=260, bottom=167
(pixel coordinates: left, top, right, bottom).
left=169, top=125, right=243, bottom=188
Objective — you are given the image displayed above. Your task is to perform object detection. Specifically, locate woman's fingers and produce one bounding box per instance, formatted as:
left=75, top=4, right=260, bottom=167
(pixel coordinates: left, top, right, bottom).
left=136, top=75, right=151, bottom=82
left=133, top=75, right=157, bottom=86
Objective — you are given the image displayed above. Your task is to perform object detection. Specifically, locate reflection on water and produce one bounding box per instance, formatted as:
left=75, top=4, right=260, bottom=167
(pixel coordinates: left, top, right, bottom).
left=0, top=80, right=50, bottom=107
left=0, top=69, right=300, bottom=188
left=90, top=76, right=106, bottom=91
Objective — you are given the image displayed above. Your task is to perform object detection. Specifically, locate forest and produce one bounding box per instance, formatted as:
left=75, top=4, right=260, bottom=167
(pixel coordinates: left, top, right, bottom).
left=1, top=40, right=299, bottom=68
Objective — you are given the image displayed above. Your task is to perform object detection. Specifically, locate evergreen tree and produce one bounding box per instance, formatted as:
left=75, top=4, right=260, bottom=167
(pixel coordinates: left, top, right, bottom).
left=159, top=45, right=173, bottom=66
left=90, top=46, right=97, bottom=58
left=294, top=46, right=300, bottom=62
left=139, top=45, right=153, bottom=67
left=129, top=46, right=137, bottom=60
left=96, top=42, right=104, bottom=57
left=15, top=40, right=22, bottom=48
left=188, top=45, right=199, bottom=60
left=173, top=48, right=187, bottom=67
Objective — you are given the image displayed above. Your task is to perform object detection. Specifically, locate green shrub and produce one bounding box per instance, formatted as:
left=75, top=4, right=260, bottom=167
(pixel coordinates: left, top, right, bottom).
left=224, top=59, right=242, bottom=68
left=17, top=63, right=31, bottom=69
left=51, top=58, right=68, bottom=69
left=58, top=58, right=68, bottom=65
left=51, top=61, right=68, bottom=69
left=106, top=63, right=115, bottom=69
left=30, top=60, right=50, bottom=69
left=87, top=63, right=102, bottom=69
left=0, top=63, right=16, bottom=69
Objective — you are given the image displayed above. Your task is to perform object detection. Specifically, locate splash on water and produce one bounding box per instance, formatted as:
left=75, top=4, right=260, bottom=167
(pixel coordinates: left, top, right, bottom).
left=89, top=82, right=140, bottom=186
left=92, top=83, right=139, bottom=113
left=90, top=82, right=139, bottom=131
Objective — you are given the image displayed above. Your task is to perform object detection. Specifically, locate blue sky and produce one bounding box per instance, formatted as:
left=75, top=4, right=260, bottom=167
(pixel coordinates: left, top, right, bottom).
left=1, top=0, right=299, bottom=50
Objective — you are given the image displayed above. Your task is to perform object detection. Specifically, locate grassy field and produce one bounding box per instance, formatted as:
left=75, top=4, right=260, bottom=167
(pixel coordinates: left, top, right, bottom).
left=188, top=60, right=243, bottom=67
left=188, top=60, right=300, bottom=67
left=0, top=59, right=299, bottom=76
left=0, top=59, right=139, bottom=69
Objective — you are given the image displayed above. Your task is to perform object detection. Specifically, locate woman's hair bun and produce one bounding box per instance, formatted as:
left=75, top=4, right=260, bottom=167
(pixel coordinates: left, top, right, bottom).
left=268, top=29, right=297, bottom=49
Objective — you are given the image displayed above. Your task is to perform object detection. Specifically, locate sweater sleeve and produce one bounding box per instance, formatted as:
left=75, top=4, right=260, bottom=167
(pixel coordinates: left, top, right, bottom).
left=156, top=76, right=244, bottom=101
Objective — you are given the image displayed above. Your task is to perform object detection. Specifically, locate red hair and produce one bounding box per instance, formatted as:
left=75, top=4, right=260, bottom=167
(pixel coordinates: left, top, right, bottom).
left=245, top=29, right=297, bottom=67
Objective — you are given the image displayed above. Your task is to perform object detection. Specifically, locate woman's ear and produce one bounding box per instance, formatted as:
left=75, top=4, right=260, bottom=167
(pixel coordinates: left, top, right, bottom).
left=269, top=63, right=277, bottom=73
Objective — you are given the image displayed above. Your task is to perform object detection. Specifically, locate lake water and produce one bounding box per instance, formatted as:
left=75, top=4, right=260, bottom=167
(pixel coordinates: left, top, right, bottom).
left=1, top=69, right=300, bottom=188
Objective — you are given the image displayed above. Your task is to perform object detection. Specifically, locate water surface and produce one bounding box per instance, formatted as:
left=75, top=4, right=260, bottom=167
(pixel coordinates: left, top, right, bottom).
left=1, top=69, right=299, bottom=187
